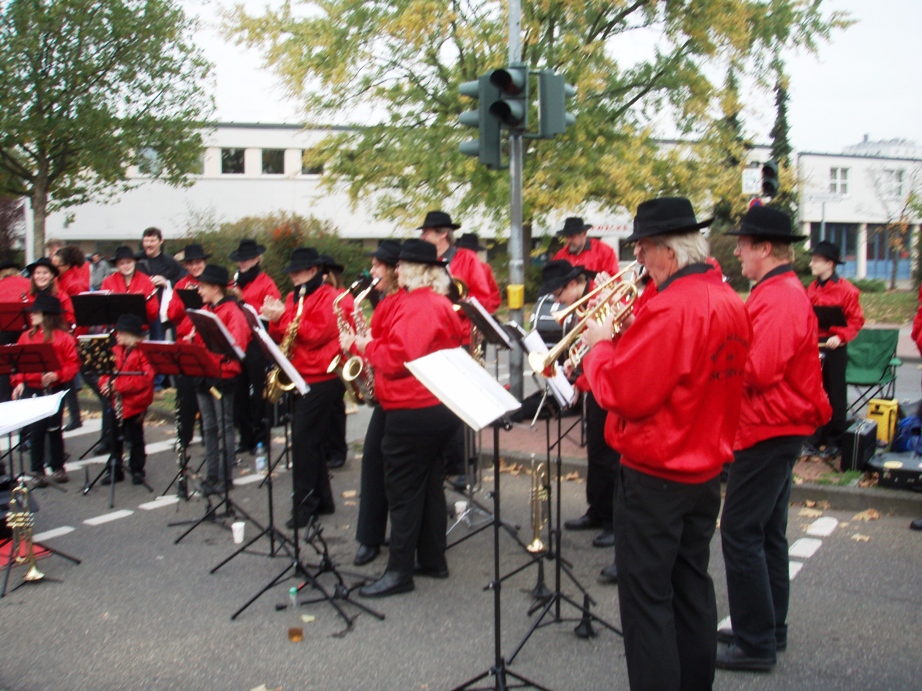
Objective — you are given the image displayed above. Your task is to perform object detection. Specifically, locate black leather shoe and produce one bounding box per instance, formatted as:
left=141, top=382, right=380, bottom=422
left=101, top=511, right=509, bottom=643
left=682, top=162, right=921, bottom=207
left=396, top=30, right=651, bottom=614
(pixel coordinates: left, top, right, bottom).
left=286, top=512, right=312, bottom=530
left=101, top=468, right=125, bottom=486
left=717, top=626, right=787, bottom=652
left=359, top=571, right=414, bottom=598
left=715, top=642, right=776, bottom=672
left=597, top=562, right=618, bottom=584
left=353, top=544, right=380, bottom=566
left=327, top=457, right=346, bottom=469
left=564, top=514, right=604, bottom=531
left=63, top=421, right=82, bottom=432
left=592, top=530, right=615, bottom=548
left=911, top=518, right=922, bottom=531
left=449, top=475, right=468, bottom=492
left=200, top=480, right=220, bottom=497
left=318, top=502, right=335, bottom=515
left=414, top=563, right=450, bottom=579
left=131, top=472, right=146, bottom=486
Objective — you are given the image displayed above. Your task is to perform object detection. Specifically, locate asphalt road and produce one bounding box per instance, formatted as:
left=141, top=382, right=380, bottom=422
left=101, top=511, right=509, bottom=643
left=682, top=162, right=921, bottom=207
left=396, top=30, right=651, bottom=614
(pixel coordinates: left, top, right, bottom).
left=1, top=407, right=921, bottom=691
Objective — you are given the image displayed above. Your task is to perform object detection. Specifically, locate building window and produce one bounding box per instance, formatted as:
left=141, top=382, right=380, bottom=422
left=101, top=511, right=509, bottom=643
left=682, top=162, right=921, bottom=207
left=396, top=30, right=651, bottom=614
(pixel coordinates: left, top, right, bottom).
left=301, top=150, right=324, bottom=175
left=829, top=167, right=848, bottom=194
left=221, top=148, right=245, bottom=174
left=138, top=147, right=162, bottom=176
left=882, top=168, right=905, bottom=199
left=262, top=149, right=285, bottom=175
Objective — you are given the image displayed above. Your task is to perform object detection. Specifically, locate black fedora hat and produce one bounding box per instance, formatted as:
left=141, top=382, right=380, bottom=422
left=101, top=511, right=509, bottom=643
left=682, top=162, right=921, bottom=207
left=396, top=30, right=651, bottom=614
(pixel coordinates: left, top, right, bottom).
left=456, top=233, right=486, bottom=251
left=112, top=245, right=137, bottom=263
left=367, top=239, right=401, bottom=265
left=556, top=217, right=593, bottom=237
left=398, top=239, right=448, bottom=266
left=810, top=240, right=842, bottom=264
left=198, top=264, right=230, bottom=287
left=282, top=247, right=325, bottom=273
left=726, top=205, right=806, bottom=241
left=539, top=260, right=592, bottom=296
left=181, top=243, right=211, bottom=262
left=0, top=260, right=22, bottom=272
left=115, top=313, right=146, bottom=336
left=26, top=293, right=62, bottom=315
left=417, top=210, right=461, bottom=230
left=624, top=197, right=713, bottom=243
left=320, top=254, right=345, bottom=274
left=25, top=257, right=59, bottom=277
left=229, top=239, right=266, bottom=262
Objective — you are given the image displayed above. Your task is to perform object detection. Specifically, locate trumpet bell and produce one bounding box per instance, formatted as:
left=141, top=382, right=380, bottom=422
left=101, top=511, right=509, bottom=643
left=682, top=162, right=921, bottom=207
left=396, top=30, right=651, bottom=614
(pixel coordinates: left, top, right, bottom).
left=527, top=537, right=547, bottom=554
left=528, top=350, right=557, bottom=378
left=22, top=564, right=45, bottom=582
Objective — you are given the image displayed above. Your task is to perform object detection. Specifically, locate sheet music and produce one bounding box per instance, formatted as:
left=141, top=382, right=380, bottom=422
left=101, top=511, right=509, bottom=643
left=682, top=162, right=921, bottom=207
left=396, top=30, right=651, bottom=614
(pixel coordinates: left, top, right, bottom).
left=406, top=347, right=520, bottom=431
left=0, top=390, right=67, bottom=435
left=522, top=330, right=577, bottom=409
left=186, top=309, right=246, bottom=360
left=241, top=304, right=308, bottom=395
left=159, top=281, right=172, bottom=324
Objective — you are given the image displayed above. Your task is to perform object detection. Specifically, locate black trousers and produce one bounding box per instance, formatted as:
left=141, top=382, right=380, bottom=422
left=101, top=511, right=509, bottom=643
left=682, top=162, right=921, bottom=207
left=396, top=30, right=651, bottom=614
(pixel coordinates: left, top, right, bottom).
left=356, top=406, right=388, bottom=546
left=111, top=412, right=146, bottom=473
left=382, top=404, right=459, bottom=575
left=721, top=435, right=803, bottom=659
left=585, top=391, right=620, bottom=526
left=24, top=386, right=67, bottom=475
left=815, top=345, right=848, bottom=446
left=175, top=374, right=199, bottom=449
left=291, top=378, right=344, bottom=519
left=234, top=338, right=269, bottom=450
left=324, top=389, right=348, bottom=465
left=615, top=466, right=721, bottom=691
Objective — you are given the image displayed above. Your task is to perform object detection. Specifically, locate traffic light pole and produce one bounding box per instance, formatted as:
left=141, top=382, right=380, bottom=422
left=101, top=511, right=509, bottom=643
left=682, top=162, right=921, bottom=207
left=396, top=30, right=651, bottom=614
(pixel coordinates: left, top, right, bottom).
left=507, top=0, right=525, bottom=401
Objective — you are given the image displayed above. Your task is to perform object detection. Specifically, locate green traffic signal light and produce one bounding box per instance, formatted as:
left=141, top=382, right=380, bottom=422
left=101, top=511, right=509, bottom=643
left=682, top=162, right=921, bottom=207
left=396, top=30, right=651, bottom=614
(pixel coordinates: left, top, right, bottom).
left=458, top=75, right=502, bottom=169
left=538, top=70, right=576, bottom=138
left=762, top=160, right=780, bottom=198
left=488, top=67, right=528, bottom=129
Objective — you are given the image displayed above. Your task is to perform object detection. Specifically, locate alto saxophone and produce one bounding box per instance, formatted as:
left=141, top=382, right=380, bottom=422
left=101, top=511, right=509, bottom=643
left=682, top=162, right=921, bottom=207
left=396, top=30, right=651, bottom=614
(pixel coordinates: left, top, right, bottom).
left=265, top=288, right=306, bottom=404
left=349, top=277, right=380, bottom=402
left=327, top=279, right=377, bottom=405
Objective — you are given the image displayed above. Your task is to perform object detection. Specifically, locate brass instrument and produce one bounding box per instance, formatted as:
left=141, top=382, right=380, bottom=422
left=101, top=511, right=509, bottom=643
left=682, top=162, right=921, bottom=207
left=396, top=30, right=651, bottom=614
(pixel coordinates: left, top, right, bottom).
left=265, top=288, right=305, bottom=404
left=347, top=277, right=380, bottom=402
left=527, top=457, right=549, bottom=554
left=448, top=276, right=468, bottom=311
left=327, top=279, right=376, bottom=404
left=529, top=263, right=645, bottom=377
left=548, top=262, right=639, bottom=325
left=5, top=481, right=45, bottom=582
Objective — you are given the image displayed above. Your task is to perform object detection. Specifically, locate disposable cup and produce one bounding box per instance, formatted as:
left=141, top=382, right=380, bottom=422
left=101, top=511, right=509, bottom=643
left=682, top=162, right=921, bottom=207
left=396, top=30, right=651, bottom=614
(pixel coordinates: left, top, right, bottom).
left=231, top=521, right=245, bottom=544
left=454, top=500, right=468, bottom=516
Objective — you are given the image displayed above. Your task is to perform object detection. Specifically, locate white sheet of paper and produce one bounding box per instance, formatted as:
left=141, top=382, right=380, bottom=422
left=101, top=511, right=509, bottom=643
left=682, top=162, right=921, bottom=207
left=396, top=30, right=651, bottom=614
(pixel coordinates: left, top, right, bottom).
left=159, top=281, right=172, bottom=324
left=0, top=390, right=68, bottom=436
left=522, top=330, right=577, bottom=409
left=406, top=348, right=520, bottom=431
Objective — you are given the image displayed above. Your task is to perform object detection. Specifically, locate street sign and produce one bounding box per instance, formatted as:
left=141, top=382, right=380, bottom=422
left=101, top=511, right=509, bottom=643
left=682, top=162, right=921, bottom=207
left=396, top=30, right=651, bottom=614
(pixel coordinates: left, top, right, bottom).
left=742, top=168, right=761, bottom=196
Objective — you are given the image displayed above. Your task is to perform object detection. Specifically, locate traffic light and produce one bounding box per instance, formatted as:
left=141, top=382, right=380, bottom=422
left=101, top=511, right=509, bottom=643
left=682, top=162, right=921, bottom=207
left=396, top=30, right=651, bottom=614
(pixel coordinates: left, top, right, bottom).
left=538, top=70, right=576, bottom=138
left=458, top=75, right=502, bottom=169
left=488, top=67, right=528, bottom=130
left=762, top=160, right=779, bottom=198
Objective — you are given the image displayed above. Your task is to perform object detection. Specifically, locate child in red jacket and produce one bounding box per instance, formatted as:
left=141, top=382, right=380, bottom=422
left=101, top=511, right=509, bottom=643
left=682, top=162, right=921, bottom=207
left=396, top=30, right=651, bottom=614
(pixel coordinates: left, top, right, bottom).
left=12, top=294, right=80, bottom=486
left=99, top=314, right=155, bottom=485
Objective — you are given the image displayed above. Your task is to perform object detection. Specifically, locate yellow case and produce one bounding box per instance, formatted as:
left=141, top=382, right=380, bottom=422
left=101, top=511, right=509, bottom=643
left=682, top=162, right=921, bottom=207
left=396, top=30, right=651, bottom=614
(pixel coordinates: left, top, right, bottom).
left=866, top=398, right=899, bottom=446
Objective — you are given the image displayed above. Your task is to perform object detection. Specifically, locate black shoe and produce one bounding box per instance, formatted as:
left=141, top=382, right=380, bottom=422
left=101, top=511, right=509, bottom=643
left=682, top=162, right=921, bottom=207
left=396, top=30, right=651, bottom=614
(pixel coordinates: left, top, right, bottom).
left=31, top=474, right=49, bottom=488
left=94, top=441, right=111, bottom=455
left=101, top=468, right=125, bottom=485
left=359, top=571, right=414, bottom=598
left=910, top=518, right=922, bottom=531
left=63, top=421, right=82, bottom=432
left=449, top=475, right=468, bottom=492
left=414, top=562, right=450, bottom=579
left=597, top=562, right=618, bottom=584
left=235, top=443, right=254, bottom=455
left=715, top=642, right=776, bottom=672
left=717, top=626, right=787, bottom=652
left=564, top=514, right=604, bottom=531
left=131, top=472, right=146, bottom=486
left=200, top=479, right=220, bottom=497
left=286, top=512, right=313, bottom=530
left=327, top=457, right=346, bottom=470
left=592, top=530, right=615, bottom=548
left=318, top=502, right=335, bottom=515
left=353, top=544, right=381, bottom=566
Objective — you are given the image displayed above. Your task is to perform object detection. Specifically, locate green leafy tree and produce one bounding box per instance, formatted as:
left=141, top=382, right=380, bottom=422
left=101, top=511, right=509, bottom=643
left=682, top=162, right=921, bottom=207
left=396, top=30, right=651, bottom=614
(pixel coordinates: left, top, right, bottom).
left=768, top=64, right=797, bottom=216
left=0, top=0, right=214, bottom=258
left=224, top=0, right=849, bottom=235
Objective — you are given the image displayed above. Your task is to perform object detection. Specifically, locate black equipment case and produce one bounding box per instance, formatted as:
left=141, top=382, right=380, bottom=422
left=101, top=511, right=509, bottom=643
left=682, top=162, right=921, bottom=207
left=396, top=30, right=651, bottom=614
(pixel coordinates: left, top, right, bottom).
left=866, top=452, right=922, bottom=491
left=841, top=419, right=878, bottom=472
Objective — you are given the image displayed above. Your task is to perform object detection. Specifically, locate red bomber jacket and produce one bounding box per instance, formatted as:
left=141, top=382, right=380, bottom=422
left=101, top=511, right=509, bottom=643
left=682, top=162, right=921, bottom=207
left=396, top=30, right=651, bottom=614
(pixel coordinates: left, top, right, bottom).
left=99, top=345, right=154, bottom=419
left=268, top=284, right=341, bottom=384
left=806, top=274, right=864, bottom=343
left=13, top=328, right=80, bottom=389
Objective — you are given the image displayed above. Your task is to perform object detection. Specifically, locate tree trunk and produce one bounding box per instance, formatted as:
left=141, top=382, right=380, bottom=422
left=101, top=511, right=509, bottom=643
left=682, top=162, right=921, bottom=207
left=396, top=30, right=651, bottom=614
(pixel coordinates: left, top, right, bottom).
left=31, top=178, right=48, bottom=261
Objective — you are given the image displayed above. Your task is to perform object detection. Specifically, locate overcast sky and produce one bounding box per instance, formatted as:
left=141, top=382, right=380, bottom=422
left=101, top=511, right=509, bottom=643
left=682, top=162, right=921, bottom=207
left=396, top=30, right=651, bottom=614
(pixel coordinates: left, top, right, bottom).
left=190, top=0, right=922, bottom=154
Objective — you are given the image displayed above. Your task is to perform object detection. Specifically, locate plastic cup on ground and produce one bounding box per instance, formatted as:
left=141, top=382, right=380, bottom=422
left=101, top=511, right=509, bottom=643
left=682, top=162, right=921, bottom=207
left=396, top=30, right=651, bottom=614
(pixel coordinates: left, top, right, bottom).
left=231, top=521, right=245, bottom=544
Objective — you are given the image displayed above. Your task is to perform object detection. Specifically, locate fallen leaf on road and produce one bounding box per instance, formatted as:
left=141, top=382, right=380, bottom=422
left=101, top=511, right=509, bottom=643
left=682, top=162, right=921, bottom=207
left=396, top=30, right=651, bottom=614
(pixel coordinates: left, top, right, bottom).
left=344, top=500, right=356, bottom=507
left=851, top=534, right=870, bottom=542
left=341, top=490, right=357, bottom=499
left=793, top=476, right=805, bottom=485
left=817, top=500, right=831, bottom=509
left=805, top=500, right=817, bottom=507
left=799, top=508, right=823, bottom=517
left=300, top=614, right=315, bottom=623
left=563, top=471, right=582, bottom=482
left=853, top=508, right=881, bottom=521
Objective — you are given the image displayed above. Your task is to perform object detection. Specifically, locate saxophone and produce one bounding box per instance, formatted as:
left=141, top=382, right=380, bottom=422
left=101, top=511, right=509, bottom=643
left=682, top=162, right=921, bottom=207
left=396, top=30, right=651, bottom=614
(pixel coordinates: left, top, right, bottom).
left=265, top=287, right=306, bottom=404
left=347, top=277, right=380, bottom=403
left=327, top=280, right=377, bottom=405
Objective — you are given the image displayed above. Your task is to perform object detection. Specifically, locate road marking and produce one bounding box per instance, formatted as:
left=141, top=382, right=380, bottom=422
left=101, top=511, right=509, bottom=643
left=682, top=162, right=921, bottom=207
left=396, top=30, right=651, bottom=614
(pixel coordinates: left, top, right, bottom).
left=806, top=516, right=838, bottom=536
left=83, top=510, right=134, bottom=526
left=138, top=496, right=180, bottom=510
left=33, top=526, right=75, bottom=541
left=789, top=561, right=804, bottom=579
left=65, top=438, right=190, bottom=471
left=234, top=474, right=266, bottom=486
left=789, top=537, right=823, bottom=558
left=63, top=419, right=103, bottom=439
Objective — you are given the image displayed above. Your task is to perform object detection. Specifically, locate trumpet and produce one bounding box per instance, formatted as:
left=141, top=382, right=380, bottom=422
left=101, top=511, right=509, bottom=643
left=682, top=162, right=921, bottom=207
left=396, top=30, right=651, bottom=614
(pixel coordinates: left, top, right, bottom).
left=6, top=481, right=45, bottom=582
left=529, top=264, right=645, bottom=378
left=527, top=457, right=549, bottom=554
left=448, top=275, right=468, bottom=311
left=548, top=262, right=639, bottom=325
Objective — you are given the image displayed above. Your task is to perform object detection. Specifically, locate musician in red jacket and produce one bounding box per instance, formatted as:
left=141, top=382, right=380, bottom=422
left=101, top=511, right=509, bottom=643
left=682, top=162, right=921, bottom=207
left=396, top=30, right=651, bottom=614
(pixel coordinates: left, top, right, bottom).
left=552, top=216, right=620, bottom=276
left=99, top=314, right=155, bottom=486
left=24, top=257, right=74, bottom=327
left=101, top=246, right=159, bottom=327
left=261, top=247, right=344, bottom=529
left=582, top=197, right=751, bottom=691
left=52, top=245, right=89, bottom=431
left=346, top=239, right=464, bottom=598
left=806, top=240, right=865, bottom=454
left=0, top=260, right=30, bottom=403
left=193, top=264, right=252, bottom=496
left=456, top=233, right=501, bottom=314
left=230, top=239, right=280, bottom=454
left=167, top=243, right=209, bottom=450
left=719, top=206, right=831, bottom=673
left=12, top=294, right=81, bottom=487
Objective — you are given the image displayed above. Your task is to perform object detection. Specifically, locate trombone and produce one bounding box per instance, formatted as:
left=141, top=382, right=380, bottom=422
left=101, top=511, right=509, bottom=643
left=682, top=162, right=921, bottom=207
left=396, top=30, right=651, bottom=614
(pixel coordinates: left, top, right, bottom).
left=528, top=263, right=645, bottom=378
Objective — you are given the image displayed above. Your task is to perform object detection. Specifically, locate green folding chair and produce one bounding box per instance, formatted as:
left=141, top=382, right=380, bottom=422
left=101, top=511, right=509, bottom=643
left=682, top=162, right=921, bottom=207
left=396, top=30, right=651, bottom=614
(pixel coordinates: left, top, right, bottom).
left=845, top=328, right=902, bottom=415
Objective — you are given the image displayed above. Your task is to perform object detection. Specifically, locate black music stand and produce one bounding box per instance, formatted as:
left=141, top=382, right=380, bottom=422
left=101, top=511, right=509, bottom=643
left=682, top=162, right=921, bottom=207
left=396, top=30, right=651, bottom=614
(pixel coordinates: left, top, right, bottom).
left=0, top=302, right=28, bottom=333
left=176, top=289, right=203, bottom=311
left=139, top=341, right=217, bottom=501
left=0, top=393, right=82, bottom=597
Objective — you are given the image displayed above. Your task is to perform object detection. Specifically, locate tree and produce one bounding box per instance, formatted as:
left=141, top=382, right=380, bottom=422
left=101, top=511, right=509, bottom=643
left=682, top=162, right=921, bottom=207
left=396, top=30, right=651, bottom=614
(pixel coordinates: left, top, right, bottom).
left=0, top=0, right=214, bottom=259
left=868, top=165, right=922, bottom=290
left=767, top=63, right=796, bottom=216
left=224, top=0, right=850, bottom=235
left=0, top=195, right=25, bottom=264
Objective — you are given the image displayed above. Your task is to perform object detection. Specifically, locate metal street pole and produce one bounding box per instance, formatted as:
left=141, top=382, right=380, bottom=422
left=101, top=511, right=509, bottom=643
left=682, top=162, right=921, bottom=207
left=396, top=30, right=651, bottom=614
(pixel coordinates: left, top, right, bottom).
left=507, top=0, right=524, bottom=400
